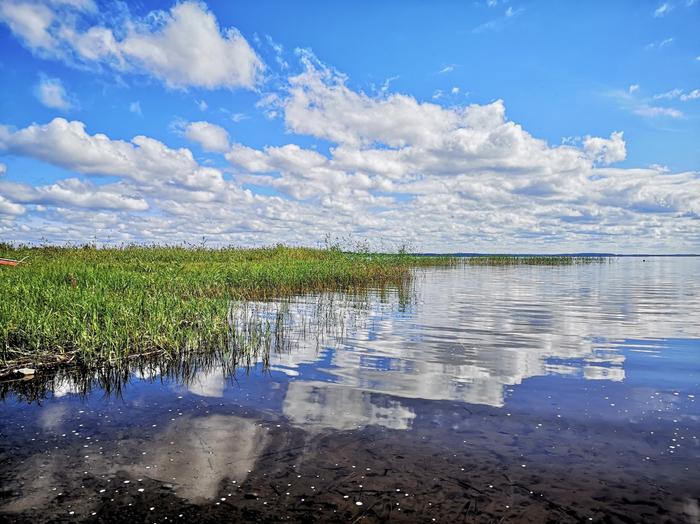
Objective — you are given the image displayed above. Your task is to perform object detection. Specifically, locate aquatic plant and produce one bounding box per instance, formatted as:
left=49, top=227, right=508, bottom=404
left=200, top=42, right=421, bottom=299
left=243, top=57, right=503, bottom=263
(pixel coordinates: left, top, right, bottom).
left=0, top=287, right=402, bottom=403
left=464, top=255, right=607, bottom=265
left=0, top=244, right=448, bottom=370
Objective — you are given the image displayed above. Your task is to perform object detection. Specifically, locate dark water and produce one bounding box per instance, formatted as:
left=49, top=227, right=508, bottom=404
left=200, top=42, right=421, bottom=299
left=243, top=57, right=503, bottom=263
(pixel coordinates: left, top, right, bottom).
left=1, top=258, right=699, bottom=523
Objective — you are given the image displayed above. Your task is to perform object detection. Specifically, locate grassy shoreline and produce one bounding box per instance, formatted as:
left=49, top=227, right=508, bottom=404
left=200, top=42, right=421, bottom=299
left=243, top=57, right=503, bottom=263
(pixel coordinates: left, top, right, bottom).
left=0, top=245, right=451, bottom=370
left=464, top=255, right=606, bottom=265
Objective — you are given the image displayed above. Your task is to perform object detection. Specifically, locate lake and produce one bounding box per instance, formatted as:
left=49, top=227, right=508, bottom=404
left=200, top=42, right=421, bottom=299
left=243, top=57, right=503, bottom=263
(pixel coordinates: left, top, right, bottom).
left=1, top=257, right=699, bottom=522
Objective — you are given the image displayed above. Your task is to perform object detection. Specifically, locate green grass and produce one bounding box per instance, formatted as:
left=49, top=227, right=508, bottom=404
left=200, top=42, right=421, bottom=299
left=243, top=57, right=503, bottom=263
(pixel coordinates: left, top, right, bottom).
left=0, top=244, right=451, bottom=369
left=464, top=255, right=606, bottom=265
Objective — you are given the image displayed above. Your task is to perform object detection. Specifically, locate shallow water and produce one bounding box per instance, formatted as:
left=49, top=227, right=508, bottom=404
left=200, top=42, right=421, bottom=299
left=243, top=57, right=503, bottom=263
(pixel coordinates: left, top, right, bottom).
left=1, top=257, right=699, bottom=523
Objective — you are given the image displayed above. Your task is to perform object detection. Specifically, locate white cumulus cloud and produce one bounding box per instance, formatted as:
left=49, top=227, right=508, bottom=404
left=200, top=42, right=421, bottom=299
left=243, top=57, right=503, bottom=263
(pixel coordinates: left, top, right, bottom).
left=583, top=132, right=627, bottom=165
left=0, top=1, right=264, bottom=90
left=184, top=121, right=230, bottom=153
left=0, top=178, right=148, bottom=211
left=0, top=118, right=225, bottom=192
left=0, top=194, right=26, bottom=216
left=119, top=2, right=263, bottom=89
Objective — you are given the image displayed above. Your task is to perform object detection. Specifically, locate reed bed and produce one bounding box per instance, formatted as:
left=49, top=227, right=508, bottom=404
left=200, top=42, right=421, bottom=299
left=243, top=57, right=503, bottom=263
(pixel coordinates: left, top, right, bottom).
left=0, top=291, right=388, bottom=402
left=464, top=255, right=606, bottom=265
left=0, top=244, right=450, bottom=369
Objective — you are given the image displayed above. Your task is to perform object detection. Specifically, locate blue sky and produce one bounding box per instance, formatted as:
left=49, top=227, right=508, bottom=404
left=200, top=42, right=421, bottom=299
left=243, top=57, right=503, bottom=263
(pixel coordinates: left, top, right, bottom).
left=0, top=0, right=699, bottom=252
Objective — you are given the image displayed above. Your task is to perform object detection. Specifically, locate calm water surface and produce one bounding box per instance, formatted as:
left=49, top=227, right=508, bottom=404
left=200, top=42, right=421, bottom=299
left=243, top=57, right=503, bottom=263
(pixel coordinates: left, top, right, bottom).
left=1, top=257, right=699, bottom=523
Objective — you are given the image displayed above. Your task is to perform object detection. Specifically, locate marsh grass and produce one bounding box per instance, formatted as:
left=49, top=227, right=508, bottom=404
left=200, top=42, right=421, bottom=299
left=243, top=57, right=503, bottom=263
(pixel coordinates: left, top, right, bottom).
left=0, top=244, right=447, bottom=369
left=464, top=255, right=606, bottom=265
left=0, top=288, right=400, bottom=403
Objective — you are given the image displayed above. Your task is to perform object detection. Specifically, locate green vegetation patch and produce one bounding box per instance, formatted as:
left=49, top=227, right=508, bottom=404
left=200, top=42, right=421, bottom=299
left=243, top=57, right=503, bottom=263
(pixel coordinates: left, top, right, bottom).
left=464, top=255, right=607, bottom=265
left=0, top=244, right=451, bottom=369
